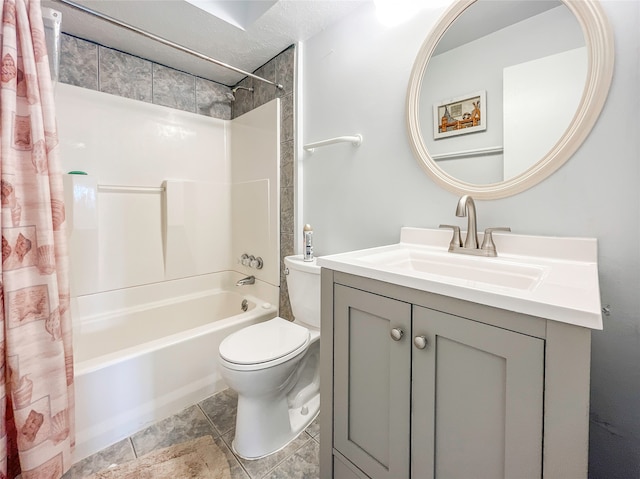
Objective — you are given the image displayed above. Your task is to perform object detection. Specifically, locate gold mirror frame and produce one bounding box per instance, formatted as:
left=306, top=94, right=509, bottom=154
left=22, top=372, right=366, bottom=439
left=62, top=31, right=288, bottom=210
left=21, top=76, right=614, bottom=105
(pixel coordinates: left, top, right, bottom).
left=406, top=0, right=614, bottom=199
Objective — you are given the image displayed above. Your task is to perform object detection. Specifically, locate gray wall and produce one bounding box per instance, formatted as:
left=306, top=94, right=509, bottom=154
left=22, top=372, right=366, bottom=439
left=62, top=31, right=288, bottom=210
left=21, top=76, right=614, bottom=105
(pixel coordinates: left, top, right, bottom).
left=302, top=2, right=639, bottom=477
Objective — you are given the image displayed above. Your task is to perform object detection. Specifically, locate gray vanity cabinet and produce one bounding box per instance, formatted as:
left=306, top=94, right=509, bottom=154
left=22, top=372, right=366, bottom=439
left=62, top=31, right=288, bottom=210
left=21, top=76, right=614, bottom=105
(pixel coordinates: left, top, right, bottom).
left=321, top=270, right=592, bottom=479
left=412, top=305, right=544, bottom=479
left=333, top=284, right=411, bottom=479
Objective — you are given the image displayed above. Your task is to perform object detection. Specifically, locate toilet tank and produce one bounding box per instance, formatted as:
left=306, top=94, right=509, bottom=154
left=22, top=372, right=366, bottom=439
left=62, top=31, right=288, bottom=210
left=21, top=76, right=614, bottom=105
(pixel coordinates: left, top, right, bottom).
left=284, top=255, right=320, bottom=329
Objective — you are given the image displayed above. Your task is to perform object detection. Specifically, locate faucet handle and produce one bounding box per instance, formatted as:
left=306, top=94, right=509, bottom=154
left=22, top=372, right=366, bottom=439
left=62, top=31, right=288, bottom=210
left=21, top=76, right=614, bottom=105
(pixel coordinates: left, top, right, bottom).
left=481, top=227, right=511, bottom=256
left=439, top=224, right=462, bottom=251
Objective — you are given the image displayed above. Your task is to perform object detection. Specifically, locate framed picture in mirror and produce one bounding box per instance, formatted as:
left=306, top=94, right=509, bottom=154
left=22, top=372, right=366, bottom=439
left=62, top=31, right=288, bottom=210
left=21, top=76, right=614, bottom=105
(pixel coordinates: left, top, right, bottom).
left=433, top=90, right=486, bottom=139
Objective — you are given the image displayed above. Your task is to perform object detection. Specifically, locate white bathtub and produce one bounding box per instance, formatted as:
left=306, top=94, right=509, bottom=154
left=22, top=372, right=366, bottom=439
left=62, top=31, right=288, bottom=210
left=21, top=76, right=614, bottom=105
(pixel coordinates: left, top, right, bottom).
left=72, top=272, right=278, bottom=461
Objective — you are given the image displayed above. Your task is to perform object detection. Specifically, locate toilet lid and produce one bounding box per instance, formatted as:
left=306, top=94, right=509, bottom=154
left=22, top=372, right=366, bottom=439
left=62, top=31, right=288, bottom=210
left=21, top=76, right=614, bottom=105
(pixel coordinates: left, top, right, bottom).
left=219, top=317, right=310, bottom=365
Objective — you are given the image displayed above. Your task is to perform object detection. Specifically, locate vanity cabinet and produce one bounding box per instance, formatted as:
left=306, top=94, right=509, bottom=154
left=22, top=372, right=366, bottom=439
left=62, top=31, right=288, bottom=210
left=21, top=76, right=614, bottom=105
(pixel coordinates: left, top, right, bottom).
left=411, top=304, right=544, bottom=479
left=333, top=285, right=412, bottom=479
left=320, top=270, right=592, bottom=479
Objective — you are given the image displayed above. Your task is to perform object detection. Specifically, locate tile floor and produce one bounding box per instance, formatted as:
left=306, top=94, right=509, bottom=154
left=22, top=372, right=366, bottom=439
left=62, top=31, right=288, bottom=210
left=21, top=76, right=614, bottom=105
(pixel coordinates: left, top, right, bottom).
left=63, top=388, right=320, bottom=479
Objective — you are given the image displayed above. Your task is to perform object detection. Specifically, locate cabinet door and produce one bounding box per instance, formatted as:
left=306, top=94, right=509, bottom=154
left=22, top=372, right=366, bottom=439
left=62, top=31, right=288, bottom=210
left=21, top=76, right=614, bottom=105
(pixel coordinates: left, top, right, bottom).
left=334, top=285, right=411, bottom=479
left=412, top=306, right=544, bottom=479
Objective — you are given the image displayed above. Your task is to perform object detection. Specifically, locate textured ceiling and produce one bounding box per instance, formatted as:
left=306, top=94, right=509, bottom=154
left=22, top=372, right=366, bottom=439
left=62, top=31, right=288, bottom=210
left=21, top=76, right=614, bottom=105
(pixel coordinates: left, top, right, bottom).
left=41, top=0, right=368, bottom=86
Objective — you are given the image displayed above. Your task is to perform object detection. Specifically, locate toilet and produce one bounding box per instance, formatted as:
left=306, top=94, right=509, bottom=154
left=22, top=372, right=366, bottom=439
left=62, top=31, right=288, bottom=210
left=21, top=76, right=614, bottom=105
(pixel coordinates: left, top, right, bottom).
left=218, top=255, right=321, bottom=459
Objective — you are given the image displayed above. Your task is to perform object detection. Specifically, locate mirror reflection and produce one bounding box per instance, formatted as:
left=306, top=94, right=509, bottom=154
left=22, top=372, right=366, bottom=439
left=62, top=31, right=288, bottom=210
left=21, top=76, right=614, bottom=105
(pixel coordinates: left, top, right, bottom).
left=420, top=0, right=586, bottom=185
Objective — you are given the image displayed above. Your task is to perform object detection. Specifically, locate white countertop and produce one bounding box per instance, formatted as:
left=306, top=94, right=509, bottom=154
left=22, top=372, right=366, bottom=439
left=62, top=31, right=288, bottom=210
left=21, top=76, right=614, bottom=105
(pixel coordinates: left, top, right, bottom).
left=317, top=227, right=603, bottom=330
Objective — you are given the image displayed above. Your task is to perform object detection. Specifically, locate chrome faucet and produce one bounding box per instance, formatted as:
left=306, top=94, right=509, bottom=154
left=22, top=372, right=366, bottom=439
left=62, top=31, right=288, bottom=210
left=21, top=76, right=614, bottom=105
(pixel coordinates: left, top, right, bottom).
left=236, top=275, right=255, bottom=286
left=456, top=194, right=479, bottom=249
left=440, top=195, right=511, bottom=257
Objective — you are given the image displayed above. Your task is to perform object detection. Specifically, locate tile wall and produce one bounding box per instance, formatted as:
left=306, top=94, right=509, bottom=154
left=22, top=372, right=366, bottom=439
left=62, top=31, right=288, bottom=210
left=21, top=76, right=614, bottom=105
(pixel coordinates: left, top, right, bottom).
left=59, top=34, right=233, bottom=119
left=58, top=34, right=295, bottom=319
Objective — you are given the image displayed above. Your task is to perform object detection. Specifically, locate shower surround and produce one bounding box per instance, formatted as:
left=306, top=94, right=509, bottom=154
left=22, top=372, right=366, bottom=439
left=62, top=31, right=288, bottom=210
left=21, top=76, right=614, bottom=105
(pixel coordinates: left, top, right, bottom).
left=55, top=81, right=281, bottom=461
left=58, top=34, right=296, bottom=318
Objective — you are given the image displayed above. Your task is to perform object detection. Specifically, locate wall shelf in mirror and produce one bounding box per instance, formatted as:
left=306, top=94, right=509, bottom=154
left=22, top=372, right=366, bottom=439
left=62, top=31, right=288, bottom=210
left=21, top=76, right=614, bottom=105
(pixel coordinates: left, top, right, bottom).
left=431, top=145, right=503, bottom=161
left=406, top=0, right=614, bottom=199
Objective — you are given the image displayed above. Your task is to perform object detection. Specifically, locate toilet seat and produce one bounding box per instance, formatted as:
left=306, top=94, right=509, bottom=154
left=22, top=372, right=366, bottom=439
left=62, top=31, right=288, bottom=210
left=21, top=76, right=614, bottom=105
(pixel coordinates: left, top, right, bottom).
left=219, top=317, right=310, bottom=371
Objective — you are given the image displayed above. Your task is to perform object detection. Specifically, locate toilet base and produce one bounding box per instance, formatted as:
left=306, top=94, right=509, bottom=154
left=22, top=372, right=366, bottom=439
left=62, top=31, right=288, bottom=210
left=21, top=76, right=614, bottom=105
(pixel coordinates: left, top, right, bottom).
left=232, top=391, right=320, bottom=460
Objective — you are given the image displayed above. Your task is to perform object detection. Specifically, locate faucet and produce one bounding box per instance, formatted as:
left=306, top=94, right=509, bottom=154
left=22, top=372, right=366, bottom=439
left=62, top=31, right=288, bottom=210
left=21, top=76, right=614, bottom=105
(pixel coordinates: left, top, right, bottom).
left=440, top=195, right=511, bottom=257
left=236, top=275, right=255, bottom=286
left=455, top=194, right=479, bottom=249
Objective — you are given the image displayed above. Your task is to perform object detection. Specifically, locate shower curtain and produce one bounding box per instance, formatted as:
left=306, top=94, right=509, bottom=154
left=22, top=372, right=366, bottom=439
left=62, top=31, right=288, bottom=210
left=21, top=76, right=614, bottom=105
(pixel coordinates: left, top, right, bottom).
left=0, top=0, right=74, bottom=477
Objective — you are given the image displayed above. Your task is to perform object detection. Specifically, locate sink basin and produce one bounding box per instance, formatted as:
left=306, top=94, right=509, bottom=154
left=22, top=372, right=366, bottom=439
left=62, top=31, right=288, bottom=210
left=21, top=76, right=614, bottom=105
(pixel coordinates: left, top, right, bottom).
left=317, top=227, right=602, bottom=330
left=356, top=247, right=546, bottom=291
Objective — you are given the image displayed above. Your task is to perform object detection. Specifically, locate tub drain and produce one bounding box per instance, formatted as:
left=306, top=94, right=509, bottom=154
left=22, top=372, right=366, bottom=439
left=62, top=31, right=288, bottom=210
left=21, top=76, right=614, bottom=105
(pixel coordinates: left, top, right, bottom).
left=241, top=299, right=249, bottom=312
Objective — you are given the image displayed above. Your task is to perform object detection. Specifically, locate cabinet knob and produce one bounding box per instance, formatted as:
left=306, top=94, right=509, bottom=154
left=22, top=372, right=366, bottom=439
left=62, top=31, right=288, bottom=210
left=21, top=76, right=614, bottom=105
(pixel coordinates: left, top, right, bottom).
left=390, top=328, right=404, bottom=341
left=414, top=335, right=428, bottom=349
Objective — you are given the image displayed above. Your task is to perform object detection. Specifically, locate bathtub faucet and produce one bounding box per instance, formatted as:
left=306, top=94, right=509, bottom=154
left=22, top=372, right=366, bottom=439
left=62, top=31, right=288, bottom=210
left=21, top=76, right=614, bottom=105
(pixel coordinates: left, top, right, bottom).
left=236, top=275, right=255, bottom=286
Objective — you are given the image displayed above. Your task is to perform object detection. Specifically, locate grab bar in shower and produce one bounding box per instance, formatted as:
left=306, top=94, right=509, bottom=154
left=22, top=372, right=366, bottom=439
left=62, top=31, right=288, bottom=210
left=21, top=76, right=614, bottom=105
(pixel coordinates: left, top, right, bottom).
left=98, top=185, right=166, bottom=194
left=303, top=134, right=363, bottom=153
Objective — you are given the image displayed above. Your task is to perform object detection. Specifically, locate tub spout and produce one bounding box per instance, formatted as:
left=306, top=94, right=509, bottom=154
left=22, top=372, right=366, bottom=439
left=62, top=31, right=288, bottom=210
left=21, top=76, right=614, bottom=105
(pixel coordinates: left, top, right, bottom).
left=236, top=275, right=255, bottom=286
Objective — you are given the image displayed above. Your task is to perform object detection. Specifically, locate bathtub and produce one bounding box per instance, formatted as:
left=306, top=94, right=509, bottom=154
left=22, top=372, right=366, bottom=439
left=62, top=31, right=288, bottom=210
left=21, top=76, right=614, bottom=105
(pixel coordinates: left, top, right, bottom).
left=72, top=272, right=278, bottom=461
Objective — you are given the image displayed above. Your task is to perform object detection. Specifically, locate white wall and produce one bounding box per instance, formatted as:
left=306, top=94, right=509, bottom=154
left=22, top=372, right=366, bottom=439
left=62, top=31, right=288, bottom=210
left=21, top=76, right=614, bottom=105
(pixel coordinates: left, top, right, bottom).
left=302, top=1, right=640, bottom=476
left=503, top=46, right=587, bottom=180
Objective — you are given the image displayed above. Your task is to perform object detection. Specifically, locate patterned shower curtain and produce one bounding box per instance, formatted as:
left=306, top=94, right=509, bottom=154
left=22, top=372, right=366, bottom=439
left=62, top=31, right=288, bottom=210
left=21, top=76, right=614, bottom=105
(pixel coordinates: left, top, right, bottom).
left=0, top=0, right=74, bottom=477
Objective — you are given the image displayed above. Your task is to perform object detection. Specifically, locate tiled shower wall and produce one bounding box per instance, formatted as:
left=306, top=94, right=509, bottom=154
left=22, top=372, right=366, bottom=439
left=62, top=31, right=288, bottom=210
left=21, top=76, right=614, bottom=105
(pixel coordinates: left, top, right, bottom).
left=60, top=34, right=234, bottom=119
left=58, top=34, right=295, bottom=320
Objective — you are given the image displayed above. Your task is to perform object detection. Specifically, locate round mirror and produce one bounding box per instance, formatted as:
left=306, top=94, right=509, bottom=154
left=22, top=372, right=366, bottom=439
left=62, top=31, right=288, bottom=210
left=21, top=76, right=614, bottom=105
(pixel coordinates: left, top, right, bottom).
left=406, top=0, right=614, bottom=199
